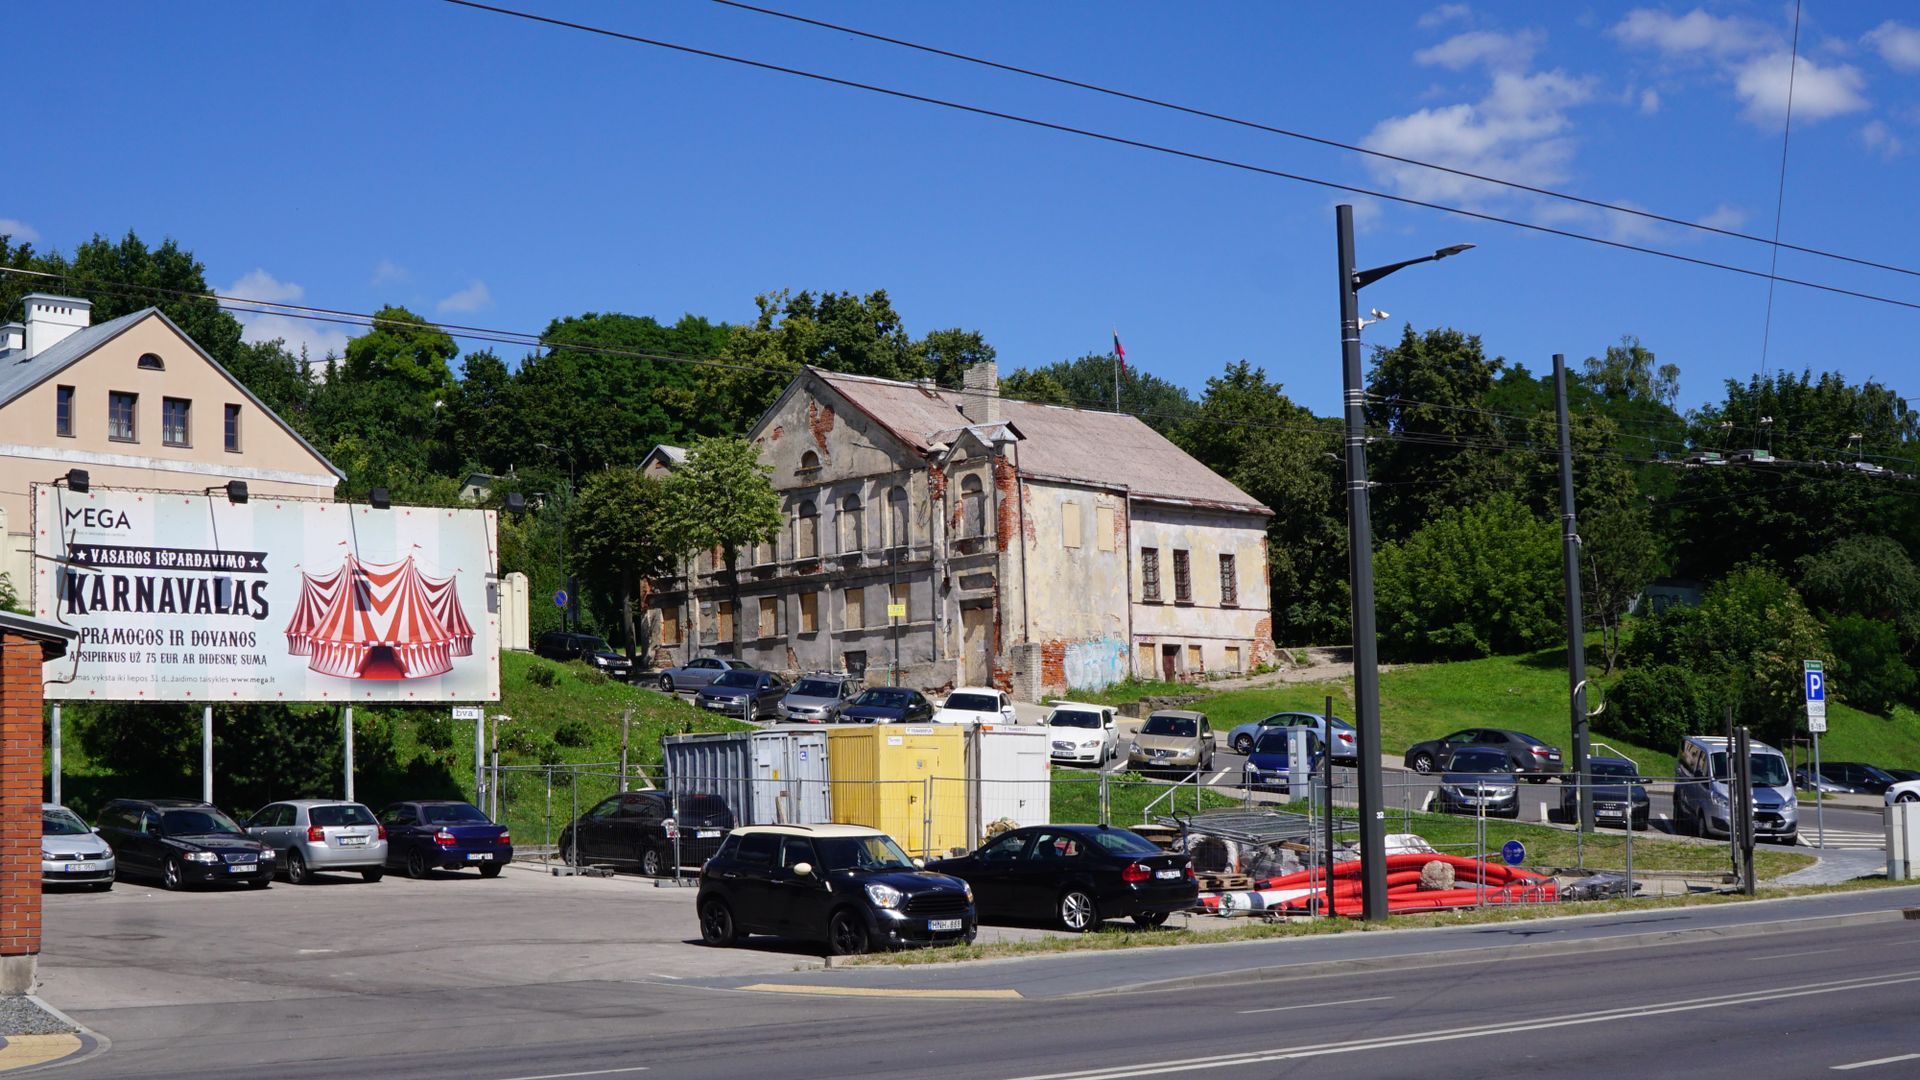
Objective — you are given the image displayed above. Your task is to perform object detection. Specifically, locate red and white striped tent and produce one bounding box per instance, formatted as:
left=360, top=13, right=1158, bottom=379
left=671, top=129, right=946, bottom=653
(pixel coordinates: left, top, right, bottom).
left=286, top=554, right=475, bottom=681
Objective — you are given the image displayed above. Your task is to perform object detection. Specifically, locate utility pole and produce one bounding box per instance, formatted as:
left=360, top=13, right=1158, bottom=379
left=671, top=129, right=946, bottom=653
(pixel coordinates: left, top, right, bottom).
left=343, top=704, right=355, bottom=803
left=1554, top=355, right=1593, bottom=832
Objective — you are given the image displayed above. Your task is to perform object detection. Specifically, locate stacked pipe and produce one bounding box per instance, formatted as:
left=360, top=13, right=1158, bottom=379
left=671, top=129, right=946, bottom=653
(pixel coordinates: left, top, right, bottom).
left=1198, top=853, right=1556, bottom=917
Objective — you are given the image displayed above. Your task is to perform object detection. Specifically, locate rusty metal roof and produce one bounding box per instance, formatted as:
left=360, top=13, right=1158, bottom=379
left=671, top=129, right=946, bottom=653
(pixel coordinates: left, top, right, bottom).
left=815, top=369, right=1269, bottom=515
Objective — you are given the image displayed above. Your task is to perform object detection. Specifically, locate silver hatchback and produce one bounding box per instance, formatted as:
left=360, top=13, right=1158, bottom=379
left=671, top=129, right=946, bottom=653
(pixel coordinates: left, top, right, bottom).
left=245, top=800, right=389, bottom=883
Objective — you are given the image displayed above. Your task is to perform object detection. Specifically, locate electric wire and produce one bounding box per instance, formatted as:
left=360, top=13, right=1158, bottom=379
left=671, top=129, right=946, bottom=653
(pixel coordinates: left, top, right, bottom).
left=1758, top=0, right=1804, bottom=382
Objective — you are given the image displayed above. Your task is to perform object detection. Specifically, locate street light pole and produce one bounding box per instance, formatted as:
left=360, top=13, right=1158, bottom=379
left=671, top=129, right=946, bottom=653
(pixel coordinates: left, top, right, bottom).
left=536, top=442, right=576, bottom=634
left=1335, top=204, right=1474, bottom=922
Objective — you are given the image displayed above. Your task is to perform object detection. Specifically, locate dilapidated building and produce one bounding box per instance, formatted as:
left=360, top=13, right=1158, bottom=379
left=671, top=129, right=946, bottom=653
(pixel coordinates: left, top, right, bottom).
left=652, top=361, right=1272, bottom=700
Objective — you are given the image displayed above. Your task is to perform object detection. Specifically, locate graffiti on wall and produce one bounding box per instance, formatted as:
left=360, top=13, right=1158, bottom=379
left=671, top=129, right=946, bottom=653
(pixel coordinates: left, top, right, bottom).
left=1063, top=637, right=1128, bottom=691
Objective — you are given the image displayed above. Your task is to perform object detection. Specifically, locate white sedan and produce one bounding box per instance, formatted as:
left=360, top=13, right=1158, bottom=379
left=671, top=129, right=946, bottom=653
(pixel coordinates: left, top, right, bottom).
left=931, top=687, right=1018, bottom=725
left=1045, top=704, right=1118, bottom=765
left=1887, top=780, right=1920, bottom=805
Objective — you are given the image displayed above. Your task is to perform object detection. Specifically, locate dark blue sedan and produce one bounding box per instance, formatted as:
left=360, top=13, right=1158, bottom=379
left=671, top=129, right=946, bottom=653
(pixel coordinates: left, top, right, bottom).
left=1245, top=729, right=1324, bottom=792
left=835, top=687, right=936, bottom=724
left=378, top=800, right=513, bottom=878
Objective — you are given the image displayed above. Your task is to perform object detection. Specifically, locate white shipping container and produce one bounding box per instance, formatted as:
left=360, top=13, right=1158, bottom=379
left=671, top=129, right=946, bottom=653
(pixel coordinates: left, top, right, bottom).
left=750, top=726, right=833, bottom=825
left=968, top=725, right=1052, bottom=848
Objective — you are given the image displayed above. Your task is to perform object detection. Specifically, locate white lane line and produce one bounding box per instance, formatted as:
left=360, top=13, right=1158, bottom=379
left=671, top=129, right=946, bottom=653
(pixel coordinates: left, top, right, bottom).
left=1748, top=947, right=1845, bottom=961
left=1833, top=1053, right=1920, bottom=1071
left=494, top=1068, right=651, bottom=1080
left=1005, top=970, right=1920, bottom=1080
left=1237, top=996, right=1393, bottom=1015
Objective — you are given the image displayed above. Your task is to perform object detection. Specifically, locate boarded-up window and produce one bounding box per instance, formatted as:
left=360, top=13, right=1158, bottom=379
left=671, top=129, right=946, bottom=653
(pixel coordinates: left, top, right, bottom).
left=758, top=597, right=778, bottom=638
left=1224, top=645, right=1242, bottom=672
left=961, top=475, right=986, bottom=537
left=1173, top=550, right=1192, bottom=603
left=888, top=486, right=909, bottom=548
left=1140, top=548, right=1161, bottom=602
left=1219, top=553, right=1238, bottom=606
left=840, top=494, right=863, bottom=553
left=845, top=587, right=865, bottom=629
left=1096, top=505, right=1115, bottom=552
left=799, top=592, right=818, bottom=634
left=797, top=501, right=819, bottom=558
left=1138, top=642, right=1155, bottom=675
left=1186, top=644, right=1203, bottom=671
left=890, top=581, right=910, bottom=622
left=1062, top=500, right=1082, bottom=548
left=660, top=605, right=680, bottom=646
left=716, top=600, right=734, bottom=642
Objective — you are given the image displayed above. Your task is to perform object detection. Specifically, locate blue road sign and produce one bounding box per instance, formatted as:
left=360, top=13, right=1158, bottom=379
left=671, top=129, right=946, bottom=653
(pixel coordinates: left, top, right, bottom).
left=553, top=589, right=569, bottom=609
left=1805, top=669, right=1825, bottom=702
left=1501, top=840, right=1526, bottom=866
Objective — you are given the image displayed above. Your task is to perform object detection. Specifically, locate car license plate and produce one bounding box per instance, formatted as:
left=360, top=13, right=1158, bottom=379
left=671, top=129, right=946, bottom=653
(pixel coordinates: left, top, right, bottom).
left=466, top=852, right=494, bottom=861
left=67, top=862, right=101, bottom=872
left=696, top=829, right=720, bottom=838
left=228, top=863, right=256, bottom=873
left=340, top=835, right=368, bottom=846
left=928, top=918, right=963, bottom=932
left=1155, top=869, right=1182, bottom=879
left=704, top=701, right=725, bottom=710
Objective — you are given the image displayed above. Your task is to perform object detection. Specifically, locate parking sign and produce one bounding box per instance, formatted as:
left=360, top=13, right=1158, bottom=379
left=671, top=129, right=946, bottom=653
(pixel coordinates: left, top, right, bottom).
left=1804, top=660, right=1827, bottom=732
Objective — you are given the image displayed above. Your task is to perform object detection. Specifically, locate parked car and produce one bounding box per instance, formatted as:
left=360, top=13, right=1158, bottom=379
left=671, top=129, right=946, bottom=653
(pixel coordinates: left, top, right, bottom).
left=245, top=799, right=388, bottom=884
left=1559, top=756, right=1651, bottom=830
left=1226, top=711, right=1357, bottom=762
left=94, top=798, right=276, bottom=890
left=1884, top=768, right=1920, bottom=784
left=559, top=790, right=734, bottom=876
left=1794, top=765, right=1853, bottom=795
left=779, top=673, right=862, bottom=722
left=41, top=804, right=115, bottom=890
left=1673, top=735, right=1798, bottom=843
left=1244, top=728, right=1324, bottom=792
left=656, top=656, right=754, bottom=693
left=1045, top=703, right=1118, bottom=766
left=534, top=630, right=633, bottom=680
left=835, top=687, right=936, bottom=724
left=697, top=824, right=976, bottom=955
left=1404, top=728, right=1563, bottom=781
left=1127, top=710, right=1215, bottom=774
left=1434, top=747, right=1520, bottom=818
left=931, top=824, right=1196, bottom=932
left=932, top=687, right=1018, bottom=725
left=1886, top=780, right=1920, bottom=805
left=378, top=800, right=512, bottom=878
left=1795, top=761, right=1898, bottom=796
left=694, top=669, right=789, bottom=721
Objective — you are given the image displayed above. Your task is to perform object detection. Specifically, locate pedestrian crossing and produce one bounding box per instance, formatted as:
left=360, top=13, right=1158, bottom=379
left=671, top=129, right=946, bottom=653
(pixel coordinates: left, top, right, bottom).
left=1802, top=828, right=1884, bottom=851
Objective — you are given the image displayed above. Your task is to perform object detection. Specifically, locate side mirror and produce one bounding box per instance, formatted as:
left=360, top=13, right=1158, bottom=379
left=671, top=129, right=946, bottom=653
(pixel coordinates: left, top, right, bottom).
left=913, top=857, right=926, bottom=868
left=792, top=861, right=814, bottom=877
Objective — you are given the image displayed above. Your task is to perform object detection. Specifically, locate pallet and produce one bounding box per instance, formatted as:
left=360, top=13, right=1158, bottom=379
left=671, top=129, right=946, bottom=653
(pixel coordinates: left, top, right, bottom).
left=1198, top=874, right=1253, bottom=892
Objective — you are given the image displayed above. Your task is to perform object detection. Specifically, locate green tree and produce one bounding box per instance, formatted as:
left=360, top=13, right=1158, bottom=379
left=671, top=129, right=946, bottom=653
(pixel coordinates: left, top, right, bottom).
left=1798, top=535, right=1920, bottom=647
left=223, top=339, right=316, bottom=438
left=660, top=437, right=783, bottom=653
left=913, top=327, right=996, bottom=389
left=573, top=468, right=682, bottom=664
left=1000, top=367, right=1074, bottom=407
left=1824, top=614, right=1914, bottom=716
left=1373, top=492, right=1562, bottom=661
left=1582, top=503, right=1664, bottom=673
left=1364, top=326, right=1513, bottom=542
left=310, top=305, right=458, bottom=481
left=1687, top=563, right=1831, bottom=744
left=997, top=353, right=1196, bottom=433
left=446, top=349, right=514, bottom=474
left=1583, top=335, right=1679, bottom=408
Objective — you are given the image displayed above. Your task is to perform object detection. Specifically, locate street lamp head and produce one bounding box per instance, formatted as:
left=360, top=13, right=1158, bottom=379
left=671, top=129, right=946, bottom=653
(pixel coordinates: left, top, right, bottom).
left=1433, top=243, right=1475, bottom=260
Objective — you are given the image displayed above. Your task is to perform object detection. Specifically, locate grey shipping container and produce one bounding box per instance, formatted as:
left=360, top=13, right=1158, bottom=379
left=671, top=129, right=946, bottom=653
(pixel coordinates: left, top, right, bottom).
left=662, top=731, right=755, bottom=826
left=751, top=726, right=831, bottom=825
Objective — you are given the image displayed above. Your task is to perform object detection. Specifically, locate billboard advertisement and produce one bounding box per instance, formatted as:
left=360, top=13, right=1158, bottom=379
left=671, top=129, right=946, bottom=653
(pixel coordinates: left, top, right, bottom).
left=32, top=485, right=500, bottom=702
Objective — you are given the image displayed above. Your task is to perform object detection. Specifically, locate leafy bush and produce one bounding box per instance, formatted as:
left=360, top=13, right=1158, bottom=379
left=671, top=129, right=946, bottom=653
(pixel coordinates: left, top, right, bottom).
left=1600, top=665, right=1713, bottom=753
left=1799, top=536, right=1920, bottom=645
left=525, top=662, right=560, bottom=688
left=1374, top=492, right=1561, bottom=662
left=1826, top=614, right=1914, bottom=716
left=554, top=717, right=597, bottom=748
left=573, top=664, right=609, bottom=687
left=1621, top=604, right=1699, bottom=670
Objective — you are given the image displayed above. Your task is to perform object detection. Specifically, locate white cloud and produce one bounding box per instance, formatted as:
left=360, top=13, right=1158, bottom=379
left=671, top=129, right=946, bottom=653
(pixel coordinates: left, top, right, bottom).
left=1364, top=70, right=1595, bottom=204
left=1698, top=203, right=1748, bottom=231
left=1415, top=29, right=1542, bottom=73
left=370, top=258, right=408, bottom=287
left=1861, top=119, right=1904, bottom=159
left=1418, top=4, right=1471, bottom=30
left=0, top=217, right=39, bottom=244
left=436, top=279, right=492, bottom=315
left=1611, top=8, right=1773, bottom=57
left=1864, top=21, right=1920, bottom=72
left=218, top=270, right=350, bottom=361
left=224, top=268, right=305, bottom=305
left=1733, top=52, right=1867, bottom=125
left=1639, top=88, right=1661, bottom=114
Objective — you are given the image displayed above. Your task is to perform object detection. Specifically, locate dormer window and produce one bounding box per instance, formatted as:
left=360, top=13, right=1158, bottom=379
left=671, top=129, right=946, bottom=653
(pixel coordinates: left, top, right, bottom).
left=138, top=353, right=165, bottom=371
left=798, top=450, right=821, bottom=474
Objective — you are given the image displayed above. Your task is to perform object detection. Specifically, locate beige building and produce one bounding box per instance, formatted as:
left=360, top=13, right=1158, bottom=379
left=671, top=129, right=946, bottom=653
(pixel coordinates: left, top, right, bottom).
left=0, top=295, right=343, bottom=602
left=650, top=362, right=1273, bottom=700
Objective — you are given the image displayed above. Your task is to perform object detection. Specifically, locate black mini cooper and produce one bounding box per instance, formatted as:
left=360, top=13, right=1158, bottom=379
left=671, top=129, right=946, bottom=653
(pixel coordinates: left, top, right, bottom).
left=696, top=824, right=976, bottom=955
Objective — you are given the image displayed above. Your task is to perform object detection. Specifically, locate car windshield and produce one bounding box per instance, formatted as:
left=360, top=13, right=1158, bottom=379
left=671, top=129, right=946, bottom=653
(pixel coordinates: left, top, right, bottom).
left=1049, top=710, right=1101, bottom=729
left=1858, top=765, right=1896, bottom=783
left=162, top=808, right=244, bottom=836
left=944, top=693, right=999, bottom=712
left=792, top=679, right=841, bottom=697
left=1087, top=829, right=1164, bottom=857
left=855, top=689, right=913, bottom=708
left=422, top=803, right=491, bottom=824
left=1710, top=752, right=1791, bottom=788
left=309, top=805, right=377, bottom=827
left=1141, top=715, right=1197, bottom=738
left=713, top=671, right=759, bottom=688
left=42, top=808, right=89, bottom=836
left=815, top=834, right=917, bottom=872
left=1448, top=750, right=1511, bottom=773
left=1591, top=761, right=1639, bottom=780
left=582, top=637, right=612, bottom=652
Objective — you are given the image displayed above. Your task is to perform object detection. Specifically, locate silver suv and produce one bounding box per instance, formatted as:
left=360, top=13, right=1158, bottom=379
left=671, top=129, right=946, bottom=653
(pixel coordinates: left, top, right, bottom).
left=245, top=800, right=389, bottom=883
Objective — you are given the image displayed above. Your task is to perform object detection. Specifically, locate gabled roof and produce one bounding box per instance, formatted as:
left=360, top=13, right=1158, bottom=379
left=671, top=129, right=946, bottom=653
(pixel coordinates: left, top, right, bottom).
left=811, top=368, right=1269, bottom=515
left=0, top=306, right=345, bottom=481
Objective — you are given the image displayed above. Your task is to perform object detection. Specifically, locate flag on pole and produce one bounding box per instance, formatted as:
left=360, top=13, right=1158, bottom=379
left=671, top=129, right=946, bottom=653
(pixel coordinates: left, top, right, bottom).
left=1111, top=329, right=1127, bottom=375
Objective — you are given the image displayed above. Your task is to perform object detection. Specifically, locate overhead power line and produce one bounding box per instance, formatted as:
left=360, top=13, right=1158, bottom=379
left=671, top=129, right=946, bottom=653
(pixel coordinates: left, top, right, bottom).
left=1758, top=0, right=1805, bottom=383
left=706, top=0, right=1920, bottom=283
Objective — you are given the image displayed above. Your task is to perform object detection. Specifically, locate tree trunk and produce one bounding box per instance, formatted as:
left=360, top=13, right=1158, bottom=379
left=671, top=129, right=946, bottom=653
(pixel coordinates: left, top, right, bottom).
left=725, top=544, right=743, bottom=657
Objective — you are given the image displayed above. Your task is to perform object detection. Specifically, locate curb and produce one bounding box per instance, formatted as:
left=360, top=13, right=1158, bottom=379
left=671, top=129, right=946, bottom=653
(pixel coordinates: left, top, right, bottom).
left=0, top=996, right=109, bottom=1075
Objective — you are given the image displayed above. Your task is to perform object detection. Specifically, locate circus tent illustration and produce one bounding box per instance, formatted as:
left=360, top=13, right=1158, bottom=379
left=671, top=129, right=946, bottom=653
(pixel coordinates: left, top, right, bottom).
left=285, top=553, right=475, bottom=680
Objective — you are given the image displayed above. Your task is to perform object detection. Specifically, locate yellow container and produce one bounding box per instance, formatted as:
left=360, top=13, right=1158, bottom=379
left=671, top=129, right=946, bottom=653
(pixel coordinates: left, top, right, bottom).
left=826, top=725, right=968, bottom=857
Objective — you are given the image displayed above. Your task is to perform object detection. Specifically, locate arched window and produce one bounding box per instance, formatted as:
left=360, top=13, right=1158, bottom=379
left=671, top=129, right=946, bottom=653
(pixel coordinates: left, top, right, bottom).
left=799, top=450, right=820, bottom=474
left=797, top=500, right=819, bottom=558
left=137, top=353, right=165, bottom=371
left=840, top=494, right=863, bottom=553
left=961, top=475, right=987, bottom=538
left=888, top=486, right=909, bottom=548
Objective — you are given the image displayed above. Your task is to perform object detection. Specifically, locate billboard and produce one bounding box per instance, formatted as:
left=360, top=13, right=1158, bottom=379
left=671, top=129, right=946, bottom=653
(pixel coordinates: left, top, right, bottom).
left=32, top=485, right=500, bottom=702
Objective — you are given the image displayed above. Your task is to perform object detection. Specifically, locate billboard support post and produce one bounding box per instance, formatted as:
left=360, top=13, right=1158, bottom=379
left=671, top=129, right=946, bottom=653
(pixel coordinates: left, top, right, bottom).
left=343, top=705, right=355, bottom=802
left=202, top=706, right=213, bottom=803
left=49, top=705, right=61, bottom=806
left=474, top=713, right=486, bottom=807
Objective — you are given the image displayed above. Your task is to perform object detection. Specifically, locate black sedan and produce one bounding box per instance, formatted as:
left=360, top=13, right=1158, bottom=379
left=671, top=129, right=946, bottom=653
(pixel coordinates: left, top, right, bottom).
left=378, top=800, right=513, bottom=878
left=930, top=824, right=1197, bottom=932
left=1559, top=755, right=1651, bottom=830
left=1404, top=727, right=1563, bottom=781
left=93, top=798, right=276, bottom=890
left=559, top=790, right=734, bottom=876
left=694, top=670, right=789, bottom=721
left=835, top=687, right=936, bottom=724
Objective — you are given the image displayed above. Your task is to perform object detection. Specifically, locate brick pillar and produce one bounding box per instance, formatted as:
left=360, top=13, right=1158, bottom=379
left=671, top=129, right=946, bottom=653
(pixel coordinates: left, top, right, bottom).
left=0, top=631, right=45, bottom=994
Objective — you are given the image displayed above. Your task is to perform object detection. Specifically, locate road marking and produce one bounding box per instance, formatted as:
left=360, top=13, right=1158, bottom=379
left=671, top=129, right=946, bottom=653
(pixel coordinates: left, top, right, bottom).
left=740, top=983, right=1022, bottom=1000
left=1833, top=1053, right=1920, bottom=1071
left=0, top=1034, right=85, bottom=1073
left=297, top=948, right=335, bottom=954
left=1004, top=970, right=1920, bottom=1080
left=494, top=1068, right=651, bottom=1080
left=1237, top=996, right=1392, bottom=1015
left=1748, top=947, right=1844, bottom=961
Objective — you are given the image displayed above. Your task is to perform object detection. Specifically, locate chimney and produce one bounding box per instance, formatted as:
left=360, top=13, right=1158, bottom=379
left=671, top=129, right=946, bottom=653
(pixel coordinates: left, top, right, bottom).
left=21, top=294, right=92, bottom=358
left=0, top=323, right=22, bottom=357
left=960, top=359, right=1000, bottom=425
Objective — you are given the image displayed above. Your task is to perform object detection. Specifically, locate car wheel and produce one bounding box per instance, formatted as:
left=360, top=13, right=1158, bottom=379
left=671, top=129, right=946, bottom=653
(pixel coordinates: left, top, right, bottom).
left=362, top=868, right=385, bottom=883
left=828, top=909, right=871, bottom=956
left=658, top=674, right=675, bottom=692
left=478, top=862, right=503, bottom=879
left=1133, top=910, right=1170, bottom=929
left=286, top=850, right=312, bottom=885
left=1058, top=889, right=1100, bottom=932
left=700, top=900, right=738, bottom=947
left=1233, top=734, right=1254, bottom=754
left=406, top=849, right=430, bottom=879
left=161, top=858, right=184, bottom=891
left=641, top=846, right=665, bottom=877
left=1633, top=815, right=1649, bottom=832
left=559, top=837, right=578, bottom=866
left=1409, top=751, right=1436, bottom=775
left=1899, top=792, right=1919, bottom=804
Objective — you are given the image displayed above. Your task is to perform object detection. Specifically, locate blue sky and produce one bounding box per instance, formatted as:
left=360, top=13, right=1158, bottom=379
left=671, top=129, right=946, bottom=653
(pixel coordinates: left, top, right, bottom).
left=10, top=1, right=1920, bottom=417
